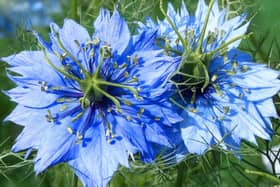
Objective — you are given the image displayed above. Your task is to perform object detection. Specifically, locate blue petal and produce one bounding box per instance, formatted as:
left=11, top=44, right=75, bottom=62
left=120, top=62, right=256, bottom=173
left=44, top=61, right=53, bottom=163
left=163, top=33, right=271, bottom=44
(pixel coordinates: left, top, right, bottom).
left=6, top=86, right=58, bottom=108
left=69, top=125, right=129, bottom=187
left=59, top=19, right=90, bottom=55
left=3, top=51, right=64, bottom=85
left=94, top=9, right=130, bottom=55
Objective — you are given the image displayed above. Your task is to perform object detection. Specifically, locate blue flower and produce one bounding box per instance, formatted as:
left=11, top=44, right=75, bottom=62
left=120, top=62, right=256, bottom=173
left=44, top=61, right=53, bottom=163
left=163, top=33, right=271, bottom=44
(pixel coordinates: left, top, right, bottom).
left=2, top=9, right=182, bottom=187
left=138, top=0, right=280, bottom=154
left=138, top=0, right=249, bottom=54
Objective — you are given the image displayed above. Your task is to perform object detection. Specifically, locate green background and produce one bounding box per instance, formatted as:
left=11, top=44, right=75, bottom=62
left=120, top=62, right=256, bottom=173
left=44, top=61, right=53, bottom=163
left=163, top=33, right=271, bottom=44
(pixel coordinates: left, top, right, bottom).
left=0, top=0, right=279, bottom=186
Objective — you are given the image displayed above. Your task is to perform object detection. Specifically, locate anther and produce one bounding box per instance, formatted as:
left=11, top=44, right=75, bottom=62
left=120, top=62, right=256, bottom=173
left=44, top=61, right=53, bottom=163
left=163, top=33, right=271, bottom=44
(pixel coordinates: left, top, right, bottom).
left=124, top=71, right=129, bottom=78
left=113, top=62, right=118, bottom=69
left=61, top=52, right=67, bottom=59
left=45, top=110, right=56, bottom=123
left=154, top=117, right=161, bottom=121
left=133, top=55, right=139, bottom=65
left=76, top=131, right=84, bottom=140
left=223, top=106, right=230, bottom=114
left=211, top=74, right=218, bottom=82
left=67, top=127, right=73, bottom=134
left=127, top=76, right=139, bottom=83
left=126, top=115, right=132, bottom=121
left=226, top=70, right=236, bottom=76
left=212, top=83, right=222, bottom=96
left=60, top=105, right=68, bottom=112
left=241, top=65, right=248, bottom=72
left=188, top=108, right=197, bottom=113
left=137, top=108, right=145, bottom=118
left=72, top=112, right=83, bottom=122
left=232, top=61, right=238, bottom=70
left=92, top=38, right=100, bottom=45
left=119, top=63, right=127, bottom=69
left=122, top=99, right=132, bottom=106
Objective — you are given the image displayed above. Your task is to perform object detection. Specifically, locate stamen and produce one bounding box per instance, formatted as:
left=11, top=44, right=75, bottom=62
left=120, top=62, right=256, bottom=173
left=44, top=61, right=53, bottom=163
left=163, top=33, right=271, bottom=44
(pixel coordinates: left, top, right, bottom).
left=133, top=55, right=139, bottom=65
left=188, top=108, right=197, bottom=113
left=241, top=65, right=248, bottom=72
left=211, top=74, right=218, bottom=82
left=154, top=117, right=161, bottom=121
left=124, top=71, right=129, bottom=78
left=226, top=70, right=236, bottom=76
left=122, top=99, right=133, bottom=106
left=60, top=105, right=68, bottom=112
left=76, top=131, right=84, bottom=140
left=137, top=108, right=145, bottom=118
left=67, top=127, right=73, bottom=134
left=126, top=115, right=132, bottom=121
left=45, top=110, right=57, bottom=123
left=223, top=106, right=230, bottom=114
left=212, top=83, right=222, bottom=96
left=72, top=111, right=84, bottom=122
left=112, top=62, right=118, bottom=69
left=127, top=76, right=139, bottom=83
left=119, top=63, right=127, bottom=69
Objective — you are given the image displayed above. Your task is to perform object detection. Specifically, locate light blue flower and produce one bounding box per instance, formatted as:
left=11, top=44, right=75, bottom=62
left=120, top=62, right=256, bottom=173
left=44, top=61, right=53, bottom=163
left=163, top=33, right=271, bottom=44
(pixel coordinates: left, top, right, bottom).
left=138, top=0, right=249, bottom=54
left=2, top=9, right=182, bottom=187
left=138, top=0, right=280, bottom=154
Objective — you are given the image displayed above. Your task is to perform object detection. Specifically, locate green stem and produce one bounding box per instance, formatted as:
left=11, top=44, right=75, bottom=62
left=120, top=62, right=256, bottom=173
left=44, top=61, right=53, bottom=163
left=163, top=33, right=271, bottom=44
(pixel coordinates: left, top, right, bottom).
left=206, top=33, right=253, bottom=57
left=70, top=0, right=78, bottom=21
left=95, top=86, right=121, bottom=111
left=245, top=169, right=280, bottom=184
left=175, top=161, right=186, bottom=187
left=98, top=80, right=139, bottom=98
left=199, top=62, right=209, bottom=93
left=43, top=50, right=82, bottom=83
left=159, top=0, right=188, bottom=49
left=94, top=48, right=105, bottom=79
left=195, top=0, right=215, bottom=54
left=56, top=38, right=89, bottom=77
left=72, top=173, right=78, bottom=187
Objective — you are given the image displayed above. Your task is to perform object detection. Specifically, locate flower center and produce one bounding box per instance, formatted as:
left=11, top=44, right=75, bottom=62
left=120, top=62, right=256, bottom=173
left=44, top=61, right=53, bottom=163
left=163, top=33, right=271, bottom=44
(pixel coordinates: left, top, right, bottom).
left=42, top=37, right=141, bottom=113
left=159, top=0, right=251, bottom=107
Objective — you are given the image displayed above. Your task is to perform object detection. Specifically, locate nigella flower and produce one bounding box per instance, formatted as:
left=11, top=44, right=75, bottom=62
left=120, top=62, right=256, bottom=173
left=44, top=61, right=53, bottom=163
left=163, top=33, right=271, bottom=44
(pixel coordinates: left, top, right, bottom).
left=138, top=0, right=280, bottom=154
left=2, top=9, right=182, bottom=187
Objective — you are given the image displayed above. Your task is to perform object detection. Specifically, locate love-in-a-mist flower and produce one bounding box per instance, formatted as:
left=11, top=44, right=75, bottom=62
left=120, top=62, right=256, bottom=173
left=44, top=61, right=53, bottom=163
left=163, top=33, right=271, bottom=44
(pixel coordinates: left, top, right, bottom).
left=139, top=0, right=280, bottom=154
left=2, top=9, right=182, bottom=187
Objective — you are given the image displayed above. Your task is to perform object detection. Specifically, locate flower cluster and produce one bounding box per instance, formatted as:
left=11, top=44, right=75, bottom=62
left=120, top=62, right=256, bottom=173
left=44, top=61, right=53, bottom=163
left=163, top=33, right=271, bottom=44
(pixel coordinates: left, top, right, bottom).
left=2, top=0, right=279, bottom=186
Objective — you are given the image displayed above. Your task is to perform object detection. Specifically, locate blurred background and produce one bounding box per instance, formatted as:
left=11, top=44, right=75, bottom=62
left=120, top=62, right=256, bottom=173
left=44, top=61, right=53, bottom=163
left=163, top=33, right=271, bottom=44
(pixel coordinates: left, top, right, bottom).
left=0, top=0, right=279, bottom=186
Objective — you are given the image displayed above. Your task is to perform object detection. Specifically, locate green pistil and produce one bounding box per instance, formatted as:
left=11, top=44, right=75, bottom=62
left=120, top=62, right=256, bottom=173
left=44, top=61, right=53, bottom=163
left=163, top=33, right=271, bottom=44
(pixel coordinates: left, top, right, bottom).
left=206, top=33, right=253, bottom=57
left=43, top=49, right=82, bottom=83
left=42, top=38, right=140, bottom=113
left=56, top=32, right=90, bottom=78
left=195, top=0, right=216, bottom=54
left=160, top=0, right=188, bottom=50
